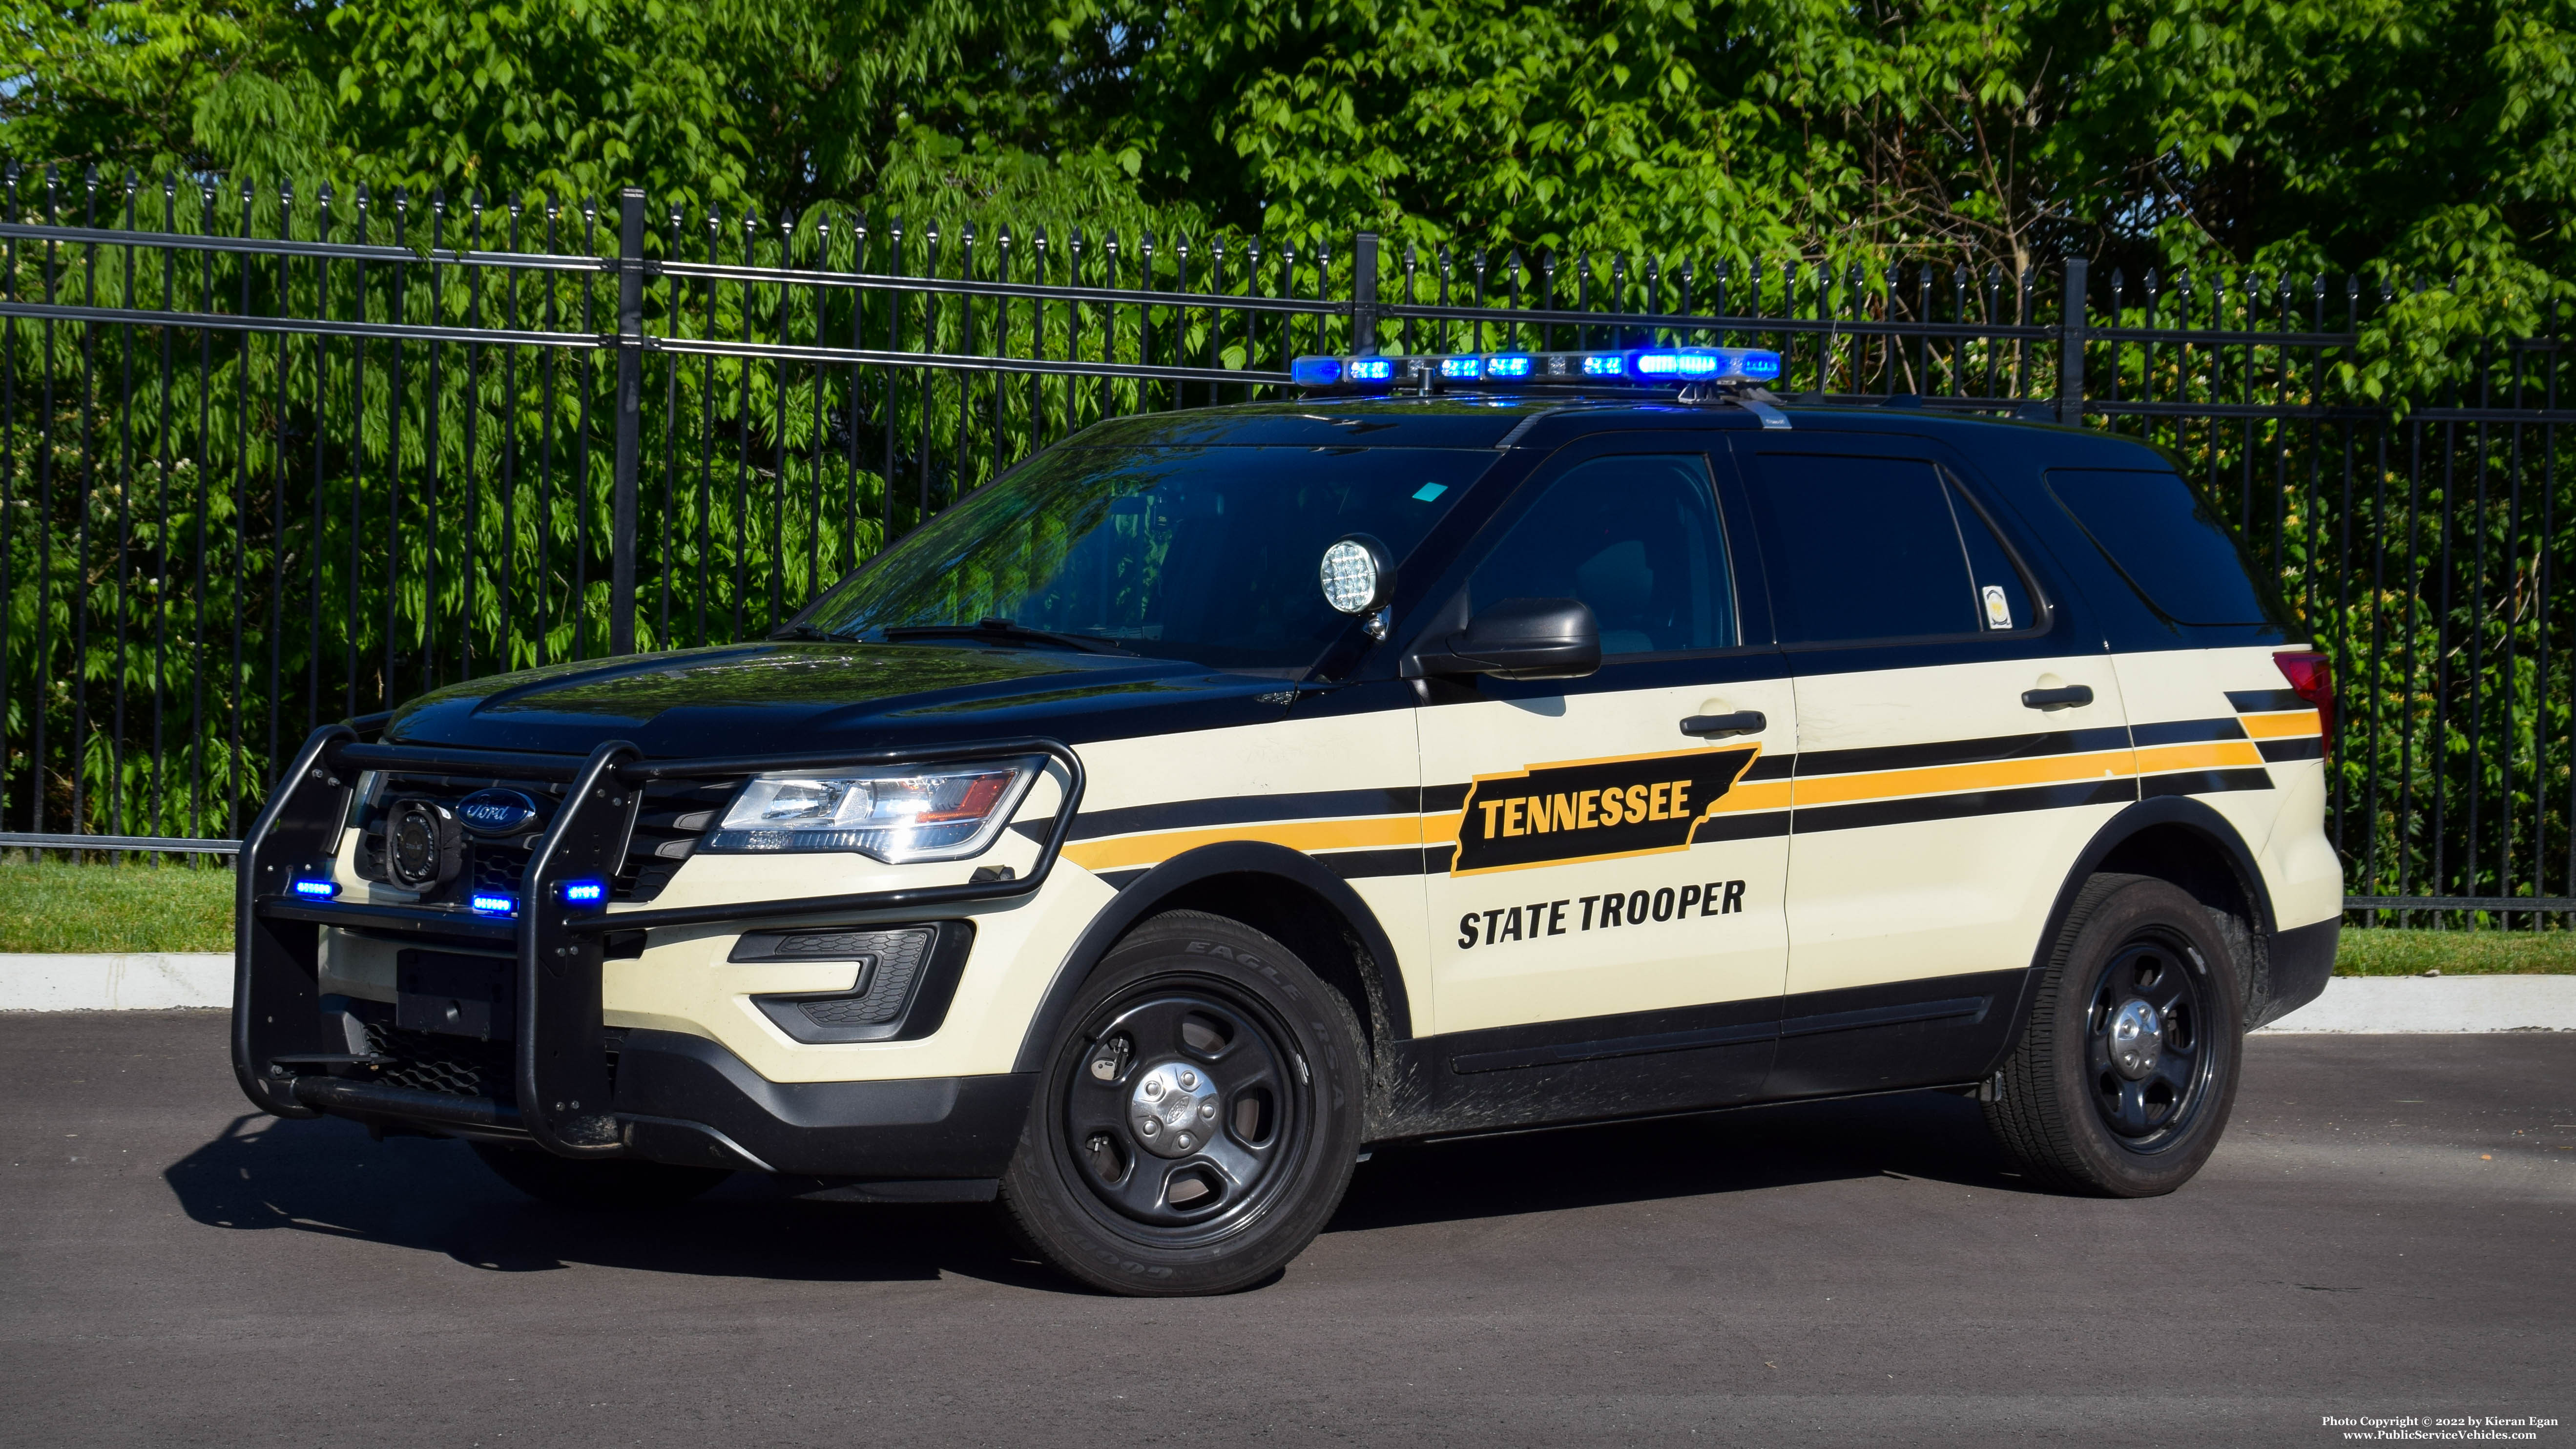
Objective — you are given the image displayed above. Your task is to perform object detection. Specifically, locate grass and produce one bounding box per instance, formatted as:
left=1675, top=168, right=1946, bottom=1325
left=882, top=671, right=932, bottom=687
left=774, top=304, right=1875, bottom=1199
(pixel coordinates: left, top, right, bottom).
left=0, top=857, right=236, bottom=953
left=2334, top=926, right=2576, bottom=976
left=0, top=859, right=2570, bottom=973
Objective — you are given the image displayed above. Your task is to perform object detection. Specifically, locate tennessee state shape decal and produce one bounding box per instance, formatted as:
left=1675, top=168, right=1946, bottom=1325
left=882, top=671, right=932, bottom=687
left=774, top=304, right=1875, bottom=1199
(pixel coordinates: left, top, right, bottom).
left=1450, top=745, right=1762, bottom=875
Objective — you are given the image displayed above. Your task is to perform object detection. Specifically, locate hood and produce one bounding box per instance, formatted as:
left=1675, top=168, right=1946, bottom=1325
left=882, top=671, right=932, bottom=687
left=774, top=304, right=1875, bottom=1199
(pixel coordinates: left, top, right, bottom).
left=383, top=642, right=1290, bottom=758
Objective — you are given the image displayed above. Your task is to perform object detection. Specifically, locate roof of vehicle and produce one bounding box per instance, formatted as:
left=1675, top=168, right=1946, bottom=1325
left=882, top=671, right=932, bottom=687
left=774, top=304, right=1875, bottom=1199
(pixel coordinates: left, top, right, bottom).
left=1067, top=391, right=2166, bottom=467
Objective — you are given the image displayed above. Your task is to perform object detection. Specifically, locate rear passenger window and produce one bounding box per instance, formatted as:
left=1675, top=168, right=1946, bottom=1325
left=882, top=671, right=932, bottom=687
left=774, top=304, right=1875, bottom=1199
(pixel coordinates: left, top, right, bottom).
left=1746, top=454, right=2035, bottom=644
left=2046, top=468, right=2283, bottom=626
left=1468, top=455, right=1735, bottom=655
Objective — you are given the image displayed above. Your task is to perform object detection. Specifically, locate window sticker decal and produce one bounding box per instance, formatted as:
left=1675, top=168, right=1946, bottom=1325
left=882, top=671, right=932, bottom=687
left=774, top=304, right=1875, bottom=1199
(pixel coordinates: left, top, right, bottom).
left=1450, top=746, right=1762, bottom=876
left=1981, top=584, right=2014, bottom=629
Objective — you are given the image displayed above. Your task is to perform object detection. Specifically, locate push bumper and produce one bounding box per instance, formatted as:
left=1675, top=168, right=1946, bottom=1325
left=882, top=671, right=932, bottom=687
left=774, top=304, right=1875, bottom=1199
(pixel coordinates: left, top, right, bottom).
left=232, top=725, right=1077, bottom=1177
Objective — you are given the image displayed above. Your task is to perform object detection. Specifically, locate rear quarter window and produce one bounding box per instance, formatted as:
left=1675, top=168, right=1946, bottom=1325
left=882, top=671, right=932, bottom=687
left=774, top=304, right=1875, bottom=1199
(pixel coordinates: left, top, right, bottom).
left=2045, top=468, right=2288, bottom=626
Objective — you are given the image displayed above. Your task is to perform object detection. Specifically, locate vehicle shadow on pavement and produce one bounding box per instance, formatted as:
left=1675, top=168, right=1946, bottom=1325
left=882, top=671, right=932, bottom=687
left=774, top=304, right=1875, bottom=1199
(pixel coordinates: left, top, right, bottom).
left=160, top=1112, right=1060, bottom=1288
left=1330, top=1086, right=2023, bottom=1233
left=156, top=1087, right=2018, bottom=1286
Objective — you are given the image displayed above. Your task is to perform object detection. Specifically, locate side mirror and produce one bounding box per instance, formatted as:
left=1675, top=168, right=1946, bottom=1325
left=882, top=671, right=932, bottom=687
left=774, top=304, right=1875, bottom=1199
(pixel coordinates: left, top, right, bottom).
left=1405, top=598, right=1601, bottom=681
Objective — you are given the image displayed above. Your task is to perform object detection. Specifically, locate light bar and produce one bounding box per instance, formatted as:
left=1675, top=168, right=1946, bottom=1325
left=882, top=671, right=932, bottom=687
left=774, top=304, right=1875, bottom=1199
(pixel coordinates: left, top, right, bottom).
left=469, top=891, right=518, bottom=917
left=558, top=879, right=607, bottom=906
left=1291, top=347, right=1781, bottom=392
left=291, top=877, right=338, bottom=900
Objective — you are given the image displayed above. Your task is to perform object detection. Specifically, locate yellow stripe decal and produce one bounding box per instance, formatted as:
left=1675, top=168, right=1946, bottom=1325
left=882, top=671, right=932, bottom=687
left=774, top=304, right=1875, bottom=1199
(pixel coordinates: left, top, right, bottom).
left=2240, top=709, right=2323, bottom=740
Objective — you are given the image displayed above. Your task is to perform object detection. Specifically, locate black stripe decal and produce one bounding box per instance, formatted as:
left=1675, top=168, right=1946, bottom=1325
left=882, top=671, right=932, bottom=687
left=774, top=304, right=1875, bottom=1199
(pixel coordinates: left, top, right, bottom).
left=1423, top=783, right=1473, bottom=813
left=1451, top=1019, right=1776, bottom=1075
left=1059, top=786, right=1422, bottom=842
left=1741, top=753, right=1796, bottom=782
left=1789, top=777, right=2133, bottom=835
left=2131, top=716, right=2247, bottom=746
left=2257, top=737, right=2324, bottom=763
left=1322, top=848, right=1439, bottom=880
left=1791, top=725, right=2131, bottom=778
left=1777, top=995, right=1989, bottom=1039
left=2226, top=688, right=2307, bottom=713
left=2141, top=767, right=2274, bottom=797
left=1692, top=811, right=1793, bottom=843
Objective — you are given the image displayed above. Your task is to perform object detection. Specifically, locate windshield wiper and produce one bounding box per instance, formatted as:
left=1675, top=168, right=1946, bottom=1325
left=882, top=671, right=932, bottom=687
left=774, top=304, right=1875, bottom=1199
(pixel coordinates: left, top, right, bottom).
left=879, top=618, right=1137, bottom=656
left=768, top=623, right=838, bottom=642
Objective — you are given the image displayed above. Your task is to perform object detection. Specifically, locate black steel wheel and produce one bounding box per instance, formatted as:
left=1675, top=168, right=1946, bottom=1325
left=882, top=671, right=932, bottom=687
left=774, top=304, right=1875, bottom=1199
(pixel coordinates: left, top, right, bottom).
left=2083, top=932, right=2217, bottom=1147
left=999, top=911, right=1366, bottom=1295
left=1983, top=872, right=2244, bottom=1196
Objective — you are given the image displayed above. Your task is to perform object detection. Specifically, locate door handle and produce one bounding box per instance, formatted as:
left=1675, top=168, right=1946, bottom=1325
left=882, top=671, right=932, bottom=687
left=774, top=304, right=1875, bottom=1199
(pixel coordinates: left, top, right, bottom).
left=2021, top=685, right=2095, bottom=710
left=1680, top=710, right=1766, bottom=738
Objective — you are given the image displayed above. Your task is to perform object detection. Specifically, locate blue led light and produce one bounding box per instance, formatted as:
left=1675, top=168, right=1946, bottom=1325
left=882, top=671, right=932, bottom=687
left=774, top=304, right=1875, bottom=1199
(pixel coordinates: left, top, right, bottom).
left=1289, top=355, right=1343, bottom=388
left=1347, top=357, right=1396, bottom=383
left=558, top=879, right=607, bottom=906
left=1438, top=355, right=1483, bottom=380
left=1731, top=349, right=1785, bottom=382
left=291, top=878, right=338, bottom=900
left=1581, top=354, right=1625, bottom=377
left=1487, top=354, right=1533, bottom=378
left=469, top=892, right=517, bottom=916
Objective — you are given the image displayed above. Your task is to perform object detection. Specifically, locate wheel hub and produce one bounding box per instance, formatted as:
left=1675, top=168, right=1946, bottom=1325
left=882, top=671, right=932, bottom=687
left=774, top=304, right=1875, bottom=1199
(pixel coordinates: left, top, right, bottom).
left=2108, top=998, right=2163, bottom=1080
left=1129, top=1060, right=1221, bottom=1158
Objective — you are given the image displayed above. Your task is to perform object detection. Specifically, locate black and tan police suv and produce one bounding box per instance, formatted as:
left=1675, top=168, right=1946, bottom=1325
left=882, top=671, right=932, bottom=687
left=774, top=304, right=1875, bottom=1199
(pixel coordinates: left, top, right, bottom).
left=233, top=343, right=2340, bottom=1295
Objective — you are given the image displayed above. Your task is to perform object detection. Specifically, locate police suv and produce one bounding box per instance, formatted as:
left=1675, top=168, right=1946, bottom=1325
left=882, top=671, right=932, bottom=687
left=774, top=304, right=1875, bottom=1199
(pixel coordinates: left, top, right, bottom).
left=233, top=344, right=2341, bottom=1295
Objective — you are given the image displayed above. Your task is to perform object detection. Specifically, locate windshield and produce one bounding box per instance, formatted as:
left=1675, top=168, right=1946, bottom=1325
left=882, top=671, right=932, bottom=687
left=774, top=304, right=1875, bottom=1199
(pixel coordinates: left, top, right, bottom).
left=799, top=445, right=1496, bottom=673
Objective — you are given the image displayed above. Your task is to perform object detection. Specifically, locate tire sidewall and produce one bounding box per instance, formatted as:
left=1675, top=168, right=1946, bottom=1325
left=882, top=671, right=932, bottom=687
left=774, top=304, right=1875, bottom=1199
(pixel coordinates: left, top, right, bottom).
left=1001, top=912, right=1365, bottom=1295
left=2044, top=878, right=2245, bottom=1195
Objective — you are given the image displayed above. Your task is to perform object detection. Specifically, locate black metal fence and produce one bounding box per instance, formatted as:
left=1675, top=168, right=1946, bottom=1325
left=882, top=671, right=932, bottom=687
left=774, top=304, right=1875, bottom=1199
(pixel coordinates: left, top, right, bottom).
left=2, top=165, right=2570, bottom=927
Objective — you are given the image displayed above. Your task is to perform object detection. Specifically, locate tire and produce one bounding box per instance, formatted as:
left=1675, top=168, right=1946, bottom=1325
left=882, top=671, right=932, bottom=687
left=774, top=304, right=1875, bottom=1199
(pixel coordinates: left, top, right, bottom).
left=470, top=1140, right=732, bottom=1209
left=998, top=910, right=1367, bottom=1296
left=1983, top=872, right=2245, bottom=1197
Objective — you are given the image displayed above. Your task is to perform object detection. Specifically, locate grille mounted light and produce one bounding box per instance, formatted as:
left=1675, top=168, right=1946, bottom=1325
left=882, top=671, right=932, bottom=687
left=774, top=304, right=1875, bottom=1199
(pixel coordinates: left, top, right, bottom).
left=291, top=877, right=339, bottom=900
left=468, top=891, right=518, bottom=917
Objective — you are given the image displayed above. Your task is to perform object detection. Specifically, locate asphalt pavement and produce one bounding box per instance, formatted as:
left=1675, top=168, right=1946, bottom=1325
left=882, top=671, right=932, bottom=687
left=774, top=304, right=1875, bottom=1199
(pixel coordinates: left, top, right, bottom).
left=2, top=1011, right=2569, bottom=1448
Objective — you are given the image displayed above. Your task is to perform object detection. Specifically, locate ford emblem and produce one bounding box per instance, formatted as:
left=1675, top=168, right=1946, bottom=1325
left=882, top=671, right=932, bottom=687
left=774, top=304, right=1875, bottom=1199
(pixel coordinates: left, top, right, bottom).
left=454, top=787, right=540, bottom=836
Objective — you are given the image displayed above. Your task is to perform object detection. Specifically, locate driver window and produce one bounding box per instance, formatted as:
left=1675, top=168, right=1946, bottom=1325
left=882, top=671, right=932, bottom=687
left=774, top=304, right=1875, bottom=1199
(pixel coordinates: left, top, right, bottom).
left=1466, top=454, right=1735, bottom=656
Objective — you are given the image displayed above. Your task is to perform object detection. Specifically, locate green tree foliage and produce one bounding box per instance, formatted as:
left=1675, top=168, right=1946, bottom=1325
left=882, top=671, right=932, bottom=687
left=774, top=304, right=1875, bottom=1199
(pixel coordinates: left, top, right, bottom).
left=10, top=0, right=2576, bottom=288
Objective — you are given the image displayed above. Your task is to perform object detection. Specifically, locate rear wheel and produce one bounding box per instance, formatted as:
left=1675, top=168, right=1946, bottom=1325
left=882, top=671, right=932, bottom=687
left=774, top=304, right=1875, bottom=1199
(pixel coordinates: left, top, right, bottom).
left=470, top=1140, right=731, bottom=1208
left=999, top=911, right=1366, bottom=1296
left=1983, top=872, right=2244, bottom=1196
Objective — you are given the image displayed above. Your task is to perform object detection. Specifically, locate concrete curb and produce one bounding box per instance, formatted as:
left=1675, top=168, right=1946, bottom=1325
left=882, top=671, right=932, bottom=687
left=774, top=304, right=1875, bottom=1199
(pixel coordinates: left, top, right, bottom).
left=2255, top=974, right=2576, bottom=1033
left=0, top=953, right=231, bottom=1011
left=0, top=954, right=2570, bottom=1030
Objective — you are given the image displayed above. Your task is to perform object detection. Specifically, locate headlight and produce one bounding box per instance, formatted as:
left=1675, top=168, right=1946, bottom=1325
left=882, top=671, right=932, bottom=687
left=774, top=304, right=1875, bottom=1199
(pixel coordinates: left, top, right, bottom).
left=700, top=758, right=1041, bottom=863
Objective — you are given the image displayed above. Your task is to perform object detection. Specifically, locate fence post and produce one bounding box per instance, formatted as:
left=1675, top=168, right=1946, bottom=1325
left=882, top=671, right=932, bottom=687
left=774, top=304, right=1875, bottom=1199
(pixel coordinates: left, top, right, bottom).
left=1352, top=231, right=1379, bottom=354
left=609, top=187, right=645, bottom=655
left=2058, top=256, right=2087, bottom=426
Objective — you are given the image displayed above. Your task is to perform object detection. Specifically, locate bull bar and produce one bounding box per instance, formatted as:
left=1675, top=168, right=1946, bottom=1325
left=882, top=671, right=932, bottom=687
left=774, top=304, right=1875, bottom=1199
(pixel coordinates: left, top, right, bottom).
left=230, top=725, right=1085, bottom=1162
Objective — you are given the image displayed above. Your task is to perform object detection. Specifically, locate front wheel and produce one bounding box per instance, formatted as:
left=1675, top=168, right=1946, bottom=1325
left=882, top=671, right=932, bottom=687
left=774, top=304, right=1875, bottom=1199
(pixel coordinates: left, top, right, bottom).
left=1983, top=872, right=2245, bottom=1197
left=999, top=911, right=1367, bottom=1296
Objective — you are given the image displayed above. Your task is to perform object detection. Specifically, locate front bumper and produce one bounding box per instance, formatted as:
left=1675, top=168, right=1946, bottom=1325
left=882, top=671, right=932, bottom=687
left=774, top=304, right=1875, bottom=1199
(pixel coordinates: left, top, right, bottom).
left=290, top=1030, right=1037, bottom=1179
left=233, top=726, right=1077, bottom=1174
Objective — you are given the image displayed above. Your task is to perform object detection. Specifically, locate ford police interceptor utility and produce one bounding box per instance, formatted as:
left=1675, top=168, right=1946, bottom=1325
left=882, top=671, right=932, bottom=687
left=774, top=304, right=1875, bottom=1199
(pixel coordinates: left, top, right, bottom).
left=232, top=344, right=2341, bottom=1295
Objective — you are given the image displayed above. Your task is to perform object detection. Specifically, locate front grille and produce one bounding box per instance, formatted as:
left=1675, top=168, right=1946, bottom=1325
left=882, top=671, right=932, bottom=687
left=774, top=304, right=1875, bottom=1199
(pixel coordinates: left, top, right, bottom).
left=349, top=771, right=728, bottom=906
left=362, top=1020, right=514, bottom=1099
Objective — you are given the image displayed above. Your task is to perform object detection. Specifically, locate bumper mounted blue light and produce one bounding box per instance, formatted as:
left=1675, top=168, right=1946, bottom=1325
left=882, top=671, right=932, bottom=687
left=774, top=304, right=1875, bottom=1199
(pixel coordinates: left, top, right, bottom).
left=469, top=891, right=518, bottom=917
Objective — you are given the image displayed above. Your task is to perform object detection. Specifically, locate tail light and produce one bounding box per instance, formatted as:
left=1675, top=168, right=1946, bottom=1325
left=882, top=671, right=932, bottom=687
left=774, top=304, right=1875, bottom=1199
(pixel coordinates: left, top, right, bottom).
left=2273, top=650, right=2336, bottom=760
